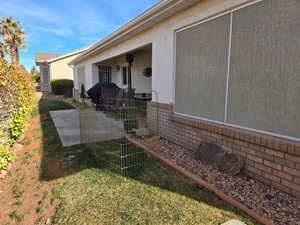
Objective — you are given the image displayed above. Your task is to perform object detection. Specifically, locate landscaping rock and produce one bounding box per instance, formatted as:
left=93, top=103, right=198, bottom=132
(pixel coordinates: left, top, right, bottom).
left=195, top=141, right=244, bottom=176
left=218, top=153, right=244, bottom=176
left=195, top=142, right=224, bottom=167
left=149, top=139, right=300, bottom=225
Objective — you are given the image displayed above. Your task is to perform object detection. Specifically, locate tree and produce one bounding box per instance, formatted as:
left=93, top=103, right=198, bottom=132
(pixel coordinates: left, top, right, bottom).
left=31, top=66, right=40, bottom=83
left=0, top=41, right=8, bottom=58
left=0, top=17, right=26, bottom=65
left=30, top=66, right=39, bottom=75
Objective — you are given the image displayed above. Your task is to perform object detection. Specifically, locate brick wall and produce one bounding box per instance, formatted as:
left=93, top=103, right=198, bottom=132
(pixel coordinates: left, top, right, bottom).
left=147, top=102, right=300, bottom=198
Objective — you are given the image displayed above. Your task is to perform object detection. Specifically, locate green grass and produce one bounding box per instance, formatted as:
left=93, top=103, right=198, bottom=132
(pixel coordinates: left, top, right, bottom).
left=12, top=184, right=24, bottom=199
left=32, top=93, right=260, bottom=225
left=9, top=211, right=24, bottom=222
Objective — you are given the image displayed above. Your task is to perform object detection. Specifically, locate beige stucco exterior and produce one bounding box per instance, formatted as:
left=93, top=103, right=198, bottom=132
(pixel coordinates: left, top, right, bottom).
left=73, top=0, right=255, bottom=103
left=49, top=54, right=79, bottom=81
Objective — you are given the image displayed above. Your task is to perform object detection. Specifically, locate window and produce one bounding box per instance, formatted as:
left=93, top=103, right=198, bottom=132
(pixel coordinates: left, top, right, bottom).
left=98, top=66, right=112, bottom=85
left=175, top=14, right=231, bottom=121
left=122, top=67, right=127, bottom=85
left=175, top=0, right=300, bottom=140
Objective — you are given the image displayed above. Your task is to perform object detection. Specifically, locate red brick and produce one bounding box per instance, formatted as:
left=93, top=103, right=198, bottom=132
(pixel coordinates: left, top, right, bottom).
left=265, top=148, right=284, bottom=158
left=285, top=154, right=300, bottom=163
left=282, top=179, right=300, bottom=191
left=274, top=171, right=292, bottom=181
left=245, top=165, right=262, bottom=175
left=264, top=160, right=282, bottom=171
left=263, top=173, right=281, bottom=183
left=247, top=154, right=263, bottom=164
left=255, top=163, right=272, bottom=173
left=283, top=167, right=300, bottom=178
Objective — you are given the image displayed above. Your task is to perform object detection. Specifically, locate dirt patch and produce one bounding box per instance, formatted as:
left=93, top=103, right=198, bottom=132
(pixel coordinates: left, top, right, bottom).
left=0, top=116, right=58, bottom=225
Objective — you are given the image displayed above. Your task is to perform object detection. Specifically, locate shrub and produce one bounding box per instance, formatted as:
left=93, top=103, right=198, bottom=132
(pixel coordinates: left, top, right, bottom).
left=32, top=73, right=40, bottom=83
left=0, top=58, right=34, bottom=168
left=51, top=79, right=74, bottom=95
left=0, top=146, right=15, bottom=169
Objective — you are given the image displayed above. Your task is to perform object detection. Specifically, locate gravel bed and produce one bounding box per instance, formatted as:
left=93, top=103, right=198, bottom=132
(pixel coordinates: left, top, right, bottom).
left=150, top=139, right=300, bottom=225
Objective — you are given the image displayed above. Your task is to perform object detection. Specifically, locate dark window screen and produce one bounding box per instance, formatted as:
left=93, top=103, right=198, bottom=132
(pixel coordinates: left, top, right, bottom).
left=227, top=0, right=300, bottom=138
left=98, top=66, right=112, bottom=85
left=175, top=14, right=231, bottom=121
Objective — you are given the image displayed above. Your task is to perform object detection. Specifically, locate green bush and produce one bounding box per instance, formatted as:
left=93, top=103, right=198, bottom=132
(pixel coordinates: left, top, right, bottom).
left=0, top=58, right=35, bottom=169
left=51, top=79, right=74, bottom=95
left=32, top=73, right=40, bottom=83
left=0, top=146, right=15, bottom=169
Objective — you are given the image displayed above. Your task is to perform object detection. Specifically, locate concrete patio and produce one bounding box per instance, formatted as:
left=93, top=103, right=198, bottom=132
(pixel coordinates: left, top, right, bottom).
left=50, top=109, right=125, bottom=147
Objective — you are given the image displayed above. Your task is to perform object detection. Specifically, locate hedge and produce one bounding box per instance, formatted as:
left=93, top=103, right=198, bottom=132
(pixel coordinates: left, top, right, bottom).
left=50, top=79, right=74, bottom=96
left=0, top=58, right=35, bottom=169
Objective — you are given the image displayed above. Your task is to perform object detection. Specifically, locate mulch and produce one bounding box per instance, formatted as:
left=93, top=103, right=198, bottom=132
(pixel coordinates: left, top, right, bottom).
left=151, top=139, right=300, bottom=225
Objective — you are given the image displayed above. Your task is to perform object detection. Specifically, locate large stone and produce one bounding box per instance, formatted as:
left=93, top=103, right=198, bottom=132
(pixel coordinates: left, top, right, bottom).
left=195, top=141, right=244, bottom=176
left=218, top=153, right=244, bottom=176
left=195, top=142, right=225, bottom=167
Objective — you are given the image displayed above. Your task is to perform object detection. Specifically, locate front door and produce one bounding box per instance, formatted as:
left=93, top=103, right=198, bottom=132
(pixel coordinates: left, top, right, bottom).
left=98, top=66, right=112, bottom=85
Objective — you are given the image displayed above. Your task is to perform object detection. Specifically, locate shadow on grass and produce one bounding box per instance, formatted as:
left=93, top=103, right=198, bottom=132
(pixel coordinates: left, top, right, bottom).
left=36, top=95, right=261, bottom=225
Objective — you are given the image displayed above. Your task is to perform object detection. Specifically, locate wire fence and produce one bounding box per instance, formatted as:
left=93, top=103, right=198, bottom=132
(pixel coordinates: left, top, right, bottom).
left=79, top=97, right=159, bottom=177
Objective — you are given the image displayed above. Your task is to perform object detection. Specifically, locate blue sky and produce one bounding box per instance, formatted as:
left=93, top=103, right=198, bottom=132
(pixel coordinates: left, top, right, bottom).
left=0, top=0, right=160, bottom=71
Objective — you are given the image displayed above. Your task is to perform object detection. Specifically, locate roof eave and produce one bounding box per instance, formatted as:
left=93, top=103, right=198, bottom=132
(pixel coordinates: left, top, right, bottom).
left=70, top=0, right=201, bottom=65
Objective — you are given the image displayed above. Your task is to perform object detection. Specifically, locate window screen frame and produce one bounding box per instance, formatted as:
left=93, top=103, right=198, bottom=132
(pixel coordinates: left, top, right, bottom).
left=173, top=0, right=300, bottom=142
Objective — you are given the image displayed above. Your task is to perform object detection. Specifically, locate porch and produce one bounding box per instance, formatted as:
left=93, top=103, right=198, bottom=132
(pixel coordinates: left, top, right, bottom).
left=87, top=44, right=153, bottom=102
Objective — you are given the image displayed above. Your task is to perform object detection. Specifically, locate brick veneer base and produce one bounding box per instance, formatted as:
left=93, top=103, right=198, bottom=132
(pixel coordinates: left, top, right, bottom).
left=147, top=102, right=300, bottom=198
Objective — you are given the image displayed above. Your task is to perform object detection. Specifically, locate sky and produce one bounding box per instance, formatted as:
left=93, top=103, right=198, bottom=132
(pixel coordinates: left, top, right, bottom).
left=0, top=0, right=160, bottom=71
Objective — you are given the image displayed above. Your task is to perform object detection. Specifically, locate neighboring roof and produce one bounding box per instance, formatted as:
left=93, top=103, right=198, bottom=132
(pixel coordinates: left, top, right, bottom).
left=36, top=46, right=91, bottom=64
left=70, top=0, right=201, bottom=65
left=35, top=52, right=62, bottom=62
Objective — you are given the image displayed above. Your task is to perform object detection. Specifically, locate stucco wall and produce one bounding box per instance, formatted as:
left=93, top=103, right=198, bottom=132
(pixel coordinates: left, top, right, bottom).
left=50, top=54, right=80, bottom=81
left=74, top=0, right=254, bottom=103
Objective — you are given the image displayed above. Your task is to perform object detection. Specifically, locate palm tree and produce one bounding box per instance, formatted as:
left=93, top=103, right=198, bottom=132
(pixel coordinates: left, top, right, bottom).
left=0, top=41, right=8, bottom=58
left=0, top=17, right=26, bottom=65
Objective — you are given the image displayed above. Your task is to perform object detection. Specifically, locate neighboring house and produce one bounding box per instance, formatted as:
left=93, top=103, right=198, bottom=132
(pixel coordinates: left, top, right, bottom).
left=70, top=0, right=300, bottom=197
left=36, top=47, right=89, bottom=92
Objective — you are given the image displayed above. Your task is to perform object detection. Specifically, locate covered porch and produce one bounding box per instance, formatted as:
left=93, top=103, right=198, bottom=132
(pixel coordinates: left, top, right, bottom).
left=88, top=44, right=152, bottom=102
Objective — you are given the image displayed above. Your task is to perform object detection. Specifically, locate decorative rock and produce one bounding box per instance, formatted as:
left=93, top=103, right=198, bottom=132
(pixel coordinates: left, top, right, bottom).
left=195, top=141, right=244, bottom=175
left=195, top=142, right=224, bottom=167
left=218, top=153, right=244, bottom=176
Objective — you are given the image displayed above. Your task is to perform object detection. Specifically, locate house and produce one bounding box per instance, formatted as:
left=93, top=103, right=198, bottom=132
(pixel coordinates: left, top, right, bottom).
left=35, top=47, right=89, bottom=92
left=70, top=0, right=300, bottom=198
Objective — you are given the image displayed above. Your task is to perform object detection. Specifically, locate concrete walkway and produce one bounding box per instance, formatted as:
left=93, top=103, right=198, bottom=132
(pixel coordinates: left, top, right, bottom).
left=50, top=109, right=124, bottom=147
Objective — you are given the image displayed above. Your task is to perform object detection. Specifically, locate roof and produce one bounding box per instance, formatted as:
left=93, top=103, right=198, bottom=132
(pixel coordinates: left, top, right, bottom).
left=70, top=0, right=201, bottom=65
left=35, top=52, right=62, bottom=62
left=36, top=46, right=91, bottom=64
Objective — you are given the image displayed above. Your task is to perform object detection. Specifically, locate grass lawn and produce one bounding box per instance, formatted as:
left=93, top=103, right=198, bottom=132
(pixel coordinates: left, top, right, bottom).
left=0, top=93, right=261, bottom=225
